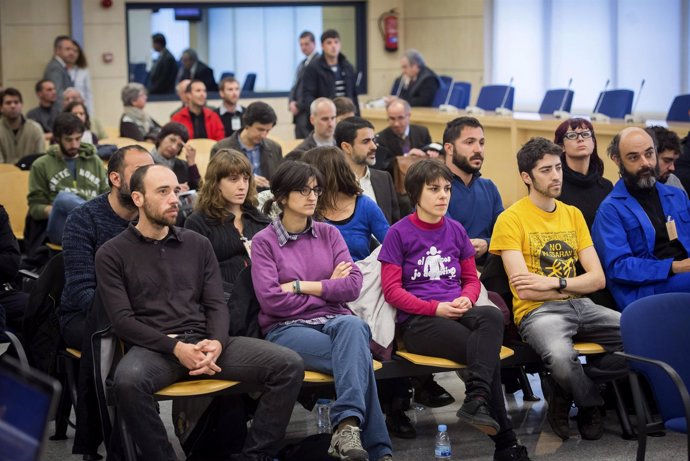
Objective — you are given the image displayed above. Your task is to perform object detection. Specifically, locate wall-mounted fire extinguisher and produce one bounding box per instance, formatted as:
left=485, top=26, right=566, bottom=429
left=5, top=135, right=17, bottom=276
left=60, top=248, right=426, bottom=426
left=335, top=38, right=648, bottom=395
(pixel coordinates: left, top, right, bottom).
left=378, top=9, right=399, bottom=52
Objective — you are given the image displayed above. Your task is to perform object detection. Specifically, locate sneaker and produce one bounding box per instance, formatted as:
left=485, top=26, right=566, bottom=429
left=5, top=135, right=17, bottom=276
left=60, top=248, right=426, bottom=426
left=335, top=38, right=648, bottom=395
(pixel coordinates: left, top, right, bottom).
left=413, top=376, right=455, bottom=408
left=544, top=375, right=572, bottom=440
left=456, top=397, right=500, bottom=435
left=494, top=444, right=531, bottom=461
left=577, top=406, right=604, bottom=440
left=328, top=425, right=369, bottom=461
left=385, top=409, right=416, bottom=439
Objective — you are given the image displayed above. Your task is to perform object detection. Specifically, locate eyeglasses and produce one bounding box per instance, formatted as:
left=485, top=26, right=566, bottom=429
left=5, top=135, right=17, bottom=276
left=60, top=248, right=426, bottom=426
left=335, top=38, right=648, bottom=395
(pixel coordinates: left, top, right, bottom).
left=563, top=130, right=593, bottom=140
left=295, top=186, right=324, bottom=197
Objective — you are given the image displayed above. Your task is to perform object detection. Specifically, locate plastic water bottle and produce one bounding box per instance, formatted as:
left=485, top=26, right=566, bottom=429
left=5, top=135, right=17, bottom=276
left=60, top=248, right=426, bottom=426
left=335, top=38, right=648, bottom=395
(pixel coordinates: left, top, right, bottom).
left=315, top=399, right=332, bottom=434
left=435, top=424, right=452, bottom=460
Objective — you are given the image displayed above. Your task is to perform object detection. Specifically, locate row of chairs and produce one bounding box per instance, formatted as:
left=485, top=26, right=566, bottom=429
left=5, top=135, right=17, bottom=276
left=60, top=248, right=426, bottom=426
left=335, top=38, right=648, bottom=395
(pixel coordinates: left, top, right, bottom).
left=394, top=76, right=690, bottom=121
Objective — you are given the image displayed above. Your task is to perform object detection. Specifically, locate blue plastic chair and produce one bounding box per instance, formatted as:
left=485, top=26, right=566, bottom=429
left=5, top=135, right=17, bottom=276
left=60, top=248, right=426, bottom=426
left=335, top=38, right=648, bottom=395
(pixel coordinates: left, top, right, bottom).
left=451, top=81, right=472, bottom=108
left=539, top=89, right=574, bottom=114
left=241, top=73, right=257, bottom=95
left=592, top=89, right=634, bottom=119
left=431, top=76, right=452, bottom=108
left=219, top=71, right=235, bottom=81
left=616, top=293, right=690, bottom=461
left=476, top=85, right=515, bottom=111
left=128, top=63, right=148, bottom=85
left=667, top=94, right=690, bottom=122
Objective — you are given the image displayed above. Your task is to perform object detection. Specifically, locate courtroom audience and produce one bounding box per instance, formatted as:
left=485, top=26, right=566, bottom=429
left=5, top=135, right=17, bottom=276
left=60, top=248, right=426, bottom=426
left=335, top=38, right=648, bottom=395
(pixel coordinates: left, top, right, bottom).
left=375, top=98, right=433, bottom=173
left=0, top=87, right=44, bottom=164
left=216, top=76, right=246, bottom=138
left=43, top=35, right=77, bottom=104
left=286, top=97, right=336, bottom=159
left=289, top=30, right=320, bottom=138
left=148, top=33, right=178, bottom=95
left=27, top=79, right=60, bottom=141
left=69, top=40, right=94, bottom=113
left=176, top=48, right=218, bottom=92
left=646, top=125, right=686, bottom=193
left=63, top=101, right=98, bottom=146
left=334, top=96, right=356, bottom=122
left=553, top=118, right=613, bottom=228
left=119, top=82, right=160, bottom=141
left=395, top=49, right=439, bottom=107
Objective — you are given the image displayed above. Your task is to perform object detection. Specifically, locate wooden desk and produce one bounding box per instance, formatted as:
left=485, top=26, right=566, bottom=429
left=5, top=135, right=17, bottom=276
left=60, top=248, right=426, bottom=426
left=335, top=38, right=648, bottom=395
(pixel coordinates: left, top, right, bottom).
left=363, top=107, right=690, bottom=206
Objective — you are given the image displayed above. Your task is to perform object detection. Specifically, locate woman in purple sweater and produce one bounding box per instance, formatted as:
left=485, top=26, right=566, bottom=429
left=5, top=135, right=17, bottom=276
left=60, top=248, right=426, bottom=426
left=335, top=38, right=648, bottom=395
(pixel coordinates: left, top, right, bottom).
left=251, top=161, right=392, bottom=461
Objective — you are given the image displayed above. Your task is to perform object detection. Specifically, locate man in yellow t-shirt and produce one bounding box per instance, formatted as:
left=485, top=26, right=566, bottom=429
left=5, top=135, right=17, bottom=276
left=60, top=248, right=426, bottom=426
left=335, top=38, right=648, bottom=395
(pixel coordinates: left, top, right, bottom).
left=489, top=137, right=626, bottom=442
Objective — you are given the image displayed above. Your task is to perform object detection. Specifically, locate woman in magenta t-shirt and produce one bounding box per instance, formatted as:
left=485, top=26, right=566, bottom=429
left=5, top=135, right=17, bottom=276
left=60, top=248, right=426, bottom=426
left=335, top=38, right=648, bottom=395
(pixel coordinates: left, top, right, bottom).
left=378, top=159, right=529, bottom=460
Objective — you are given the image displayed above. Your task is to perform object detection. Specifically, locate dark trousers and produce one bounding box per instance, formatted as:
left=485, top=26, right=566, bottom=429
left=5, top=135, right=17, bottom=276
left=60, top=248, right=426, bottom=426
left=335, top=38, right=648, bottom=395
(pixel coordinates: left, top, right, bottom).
left=113, top=336, right=304, bottom=461
left=294, top=111, right=312, bottom=139
left=0, top=289, right=28, bottom=334
left=400, top=306, right=517, bottom=449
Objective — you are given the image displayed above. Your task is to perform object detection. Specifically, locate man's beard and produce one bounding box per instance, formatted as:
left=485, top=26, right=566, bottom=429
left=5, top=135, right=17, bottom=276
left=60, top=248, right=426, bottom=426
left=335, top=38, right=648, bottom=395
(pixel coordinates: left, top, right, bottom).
left=117, top=182, right=137, bottom=210
left=452, top=149, right=482, bottom=175
left=142, top=200, right=177, bottom=227
left=621, top=164, right=657, bottom=190
left=532, top=180, right=561, bottom=199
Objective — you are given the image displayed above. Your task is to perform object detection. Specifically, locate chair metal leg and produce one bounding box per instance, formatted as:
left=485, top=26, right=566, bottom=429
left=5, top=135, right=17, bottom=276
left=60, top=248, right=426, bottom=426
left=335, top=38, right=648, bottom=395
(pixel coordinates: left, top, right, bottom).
left=517, top=367, right=540, bottom=401
left=50, top=374, right=70, bottom=440
left=611, top=379, right=636, bottom=440
left=118, top=412, right=138, bottom=461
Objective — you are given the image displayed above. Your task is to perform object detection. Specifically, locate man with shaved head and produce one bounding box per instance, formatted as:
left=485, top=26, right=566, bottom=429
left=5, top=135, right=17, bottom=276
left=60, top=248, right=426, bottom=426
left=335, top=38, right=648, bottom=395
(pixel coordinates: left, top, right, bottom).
left=592, top=127, right=690, bottom=310
left=285, top=97, right=336, bottom=159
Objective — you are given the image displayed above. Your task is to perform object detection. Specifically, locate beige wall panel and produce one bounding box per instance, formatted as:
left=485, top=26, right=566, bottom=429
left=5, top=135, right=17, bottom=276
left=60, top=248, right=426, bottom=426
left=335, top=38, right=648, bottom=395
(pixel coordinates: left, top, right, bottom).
left=83, top=0, right=125, bottom=24
left=404, top=0, right=483, bottom=18
left=1, top=0, right=69, bottom=25
left=405, top=18, right=483, bottom=68
left=84, top=24, right=128, bottom=80
left=1, top=25, right=66, bottom=80
left=92, top=77, right=127, bottom=128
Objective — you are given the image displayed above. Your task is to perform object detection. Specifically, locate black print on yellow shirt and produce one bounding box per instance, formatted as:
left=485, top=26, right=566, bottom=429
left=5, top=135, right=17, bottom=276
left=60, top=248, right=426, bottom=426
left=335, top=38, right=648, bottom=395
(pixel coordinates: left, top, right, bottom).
left=539, top=240, right=576, bottom=277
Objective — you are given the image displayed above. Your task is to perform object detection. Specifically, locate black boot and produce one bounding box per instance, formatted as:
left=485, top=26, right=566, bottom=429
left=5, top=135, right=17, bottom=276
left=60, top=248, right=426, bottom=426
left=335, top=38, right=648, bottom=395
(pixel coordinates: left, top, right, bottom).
left=385, top=397, right=416, bottom=439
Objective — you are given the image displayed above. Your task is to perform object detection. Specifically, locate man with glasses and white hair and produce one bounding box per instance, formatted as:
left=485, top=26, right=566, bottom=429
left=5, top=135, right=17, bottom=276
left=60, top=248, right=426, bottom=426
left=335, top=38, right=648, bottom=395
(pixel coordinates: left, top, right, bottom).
left=395, top=49, right=439, bottom=107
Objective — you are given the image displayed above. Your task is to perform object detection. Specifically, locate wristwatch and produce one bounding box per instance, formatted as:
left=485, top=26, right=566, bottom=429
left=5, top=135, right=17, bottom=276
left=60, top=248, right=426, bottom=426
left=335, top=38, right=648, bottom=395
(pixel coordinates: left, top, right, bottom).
left=292, top=280, right=301, bottom=294
left=558, top=278, right=567, bottom=293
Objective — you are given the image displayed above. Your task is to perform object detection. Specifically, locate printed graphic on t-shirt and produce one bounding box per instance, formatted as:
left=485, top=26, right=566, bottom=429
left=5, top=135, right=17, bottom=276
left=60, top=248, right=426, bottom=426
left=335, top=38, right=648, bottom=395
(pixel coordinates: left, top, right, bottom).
left=411, top=245, right=457, bottom=281
left=528, top=231, right=578, bottom=277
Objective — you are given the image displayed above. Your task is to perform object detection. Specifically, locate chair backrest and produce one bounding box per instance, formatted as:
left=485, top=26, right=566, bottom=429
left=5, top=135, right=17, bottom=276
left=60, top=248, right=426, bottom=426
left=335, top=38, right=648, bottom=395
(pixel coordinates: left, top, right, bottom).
left=98, top=137, right=140, bottom=148
left=452, top=81, right=472, bottom=109
left=0, top=164, right=19, bottom=173
left=539, top=89, right=574, bottom=114
left=666, top=94, right=690, bottom=122
left=390, top=77, right=401, bottom=96
left=0, top=170, right=30, bottom=239
left=219, top=71, right=235, bottom=81
left=431, top=76, right=452, bottom=108
left=128, top=63, right=148, bottom=85
left=476, top=85, right=515, bottom=111
left=620, top=293, right=690, bottom=424
left=592, top=89, right=634, bottom=118
left=241, top=73, right=257, bottom=95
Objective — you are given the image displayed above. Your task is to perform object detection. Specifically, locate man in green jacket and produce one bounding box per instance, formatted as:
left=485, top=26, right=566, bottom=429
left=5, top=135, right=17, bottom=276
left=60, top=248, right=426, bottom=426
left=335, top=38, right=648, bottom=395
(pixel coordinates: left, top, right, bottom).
left=28, top=113, right=109, bottom=244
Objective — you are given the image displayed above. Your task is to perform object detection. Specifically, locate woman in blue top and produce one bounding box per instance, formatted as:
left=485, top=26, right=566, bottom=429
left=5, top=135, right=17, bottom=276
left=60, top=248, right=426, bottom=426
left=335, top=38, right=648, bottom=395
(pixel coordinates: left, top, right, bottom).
left=302, top=146, right=389, bottom=261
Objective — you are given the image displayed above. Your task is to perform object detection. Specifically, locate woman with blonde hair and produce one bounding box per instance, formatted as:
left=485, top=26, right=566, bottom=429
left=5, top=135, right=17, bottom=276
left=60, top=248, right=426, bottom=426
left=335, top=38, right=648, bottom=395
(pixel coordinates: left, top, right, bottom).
left=185, top=148, right=270, bottom=289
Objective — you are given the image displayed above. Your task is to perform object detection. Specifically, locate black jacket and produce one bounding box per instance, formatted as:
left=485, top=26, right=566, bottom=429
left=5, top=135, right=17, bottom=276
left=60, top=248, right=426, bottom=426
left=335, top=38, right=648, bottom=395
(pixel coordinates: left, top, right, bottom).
left=302, top=54, right=359, bottom=115
left=399, top=66, right=439, bottom=107
left=211, top=131, right=283, bottom=183
left=370, top=168, right=400, bottom=224
left=148, top=48, right=178, bottom=94
left=179, top=61, right=218, bottom=92
left=0, top=205, right=20, bottom=283
left=559, top=160, right=613, bottom=229
left=374, top=124, right=432, bottom=173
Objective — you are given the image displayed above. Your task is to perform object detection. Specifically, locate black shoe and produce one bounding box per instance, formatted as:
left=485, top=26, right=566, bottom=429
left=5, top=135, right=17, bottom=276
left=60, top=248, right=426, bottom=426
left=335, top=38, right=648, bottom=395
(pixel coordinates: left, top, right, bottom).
left=82, top=455, right=103, bottom=461
left=385, top=409, right=416, bottom=439
left=544, top=375, right=572, bottom=441
left=456, top=397, right=500, bottom=435
left=577, top=406, right=604, bottom=440
left=413, top=377, right=455, bottom=408
left=494, top=444, right=531, bottom=461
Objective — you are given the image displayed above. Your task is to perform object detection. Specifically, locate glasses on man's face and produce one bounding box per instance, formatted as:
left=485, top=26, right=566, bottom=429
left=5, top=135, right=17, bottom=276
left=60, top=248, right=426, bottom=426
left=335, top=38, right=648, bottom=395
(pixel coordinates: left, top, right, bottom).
left=563, top=130, right=593, bottom=141
left=295, top=186, right=324, bottom=197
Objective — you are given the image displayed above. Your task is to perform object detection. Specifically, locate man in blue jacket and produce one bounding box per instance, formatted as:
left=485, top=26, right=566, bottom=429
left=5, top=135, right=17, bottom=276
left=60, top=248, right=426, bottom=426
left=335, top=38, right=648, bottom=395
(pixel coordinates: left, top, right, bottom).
left=592, top=127, right=690, bottom=310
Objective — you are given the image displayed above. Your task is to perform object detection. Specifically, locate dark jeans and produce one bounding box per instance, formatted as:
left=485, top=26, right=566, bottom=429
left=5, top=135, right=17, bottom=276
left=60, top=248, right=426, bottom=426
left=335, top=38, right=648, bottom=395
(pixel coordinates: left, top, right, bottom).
left=400, top=305, right=517, bottom=449
left=113, top=336, right=304, bottom=461
left=0, top=289, right=28, bottom=334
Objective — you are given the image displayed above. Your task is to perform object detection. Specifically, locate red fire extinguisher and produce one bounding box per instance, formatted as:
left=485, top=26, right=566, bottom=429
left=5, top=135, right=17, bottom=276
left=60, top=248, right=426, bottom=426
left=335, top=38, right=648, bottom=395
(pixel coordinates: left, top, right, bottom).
left=378, top=9, right=399, bottom=52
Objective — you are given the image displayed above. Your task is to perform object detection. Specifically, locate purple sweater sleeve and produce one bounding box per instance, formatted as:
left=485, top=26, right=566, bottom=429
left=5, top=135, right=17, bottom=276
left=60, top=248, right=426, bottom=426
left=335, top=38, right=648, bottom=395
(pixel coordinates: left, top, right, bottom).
left=320, top=225, right=363, bottom=302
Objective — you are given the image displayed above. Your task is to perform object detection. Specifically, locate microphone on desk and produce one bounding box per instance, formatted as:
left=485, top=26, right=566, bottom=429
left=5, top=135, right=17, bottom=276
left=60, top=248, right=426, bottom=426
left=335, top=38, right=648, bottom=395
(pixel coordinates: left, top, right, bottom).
left=553, top=78, right=573, bottom=119
left=439, top=78, right=459, bottom=113
left=495, top=77, right=514, bottom=117
left=625, top=79, right=646, bottom=124
left=590, top=79, right=611, bottom=123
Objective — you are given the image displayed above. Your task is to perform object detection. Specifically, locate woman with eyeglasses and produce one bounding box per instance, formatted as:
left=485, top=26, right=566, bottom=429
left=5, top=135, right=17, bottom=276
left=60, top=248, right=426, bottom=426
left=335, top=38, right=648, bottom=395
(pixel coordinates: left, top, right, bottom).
left=554, top=118, right=613, bottom=228
left=251, top=161, right=393, bottom=461
left=302, top=146, right=389, bottom=261
left=185, top=149, right=269, bottom=291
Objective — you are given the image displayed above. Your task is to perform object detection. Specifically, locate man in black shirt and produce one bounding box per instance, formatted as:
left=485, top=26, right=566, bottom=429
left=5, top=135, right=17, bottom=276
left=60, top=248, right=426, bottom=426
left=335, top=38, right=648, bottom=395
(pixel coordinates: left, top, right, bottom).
left=95, top=164, right=304, bottom=461
left=593, top=127, right=690, bottom=310
left=216, top=76, right=245, bottom=137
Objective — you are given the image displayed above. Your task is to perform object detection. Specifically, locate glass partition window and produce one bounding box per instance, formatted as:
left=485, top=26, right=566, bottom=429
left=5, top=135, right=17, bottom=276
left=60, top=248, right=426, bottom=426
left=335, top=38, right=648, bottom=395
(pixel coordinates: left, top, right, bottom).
left=126, top=3, right=364, bottom=97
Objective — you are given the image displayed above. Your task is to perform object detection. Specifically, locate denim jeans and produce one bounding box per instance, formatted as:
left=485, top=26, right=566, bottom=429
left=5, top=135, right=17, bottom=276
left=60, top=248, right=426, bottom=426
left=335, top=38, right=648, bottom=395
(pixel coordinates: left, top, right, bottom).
left=519, top=298, right=627, bottom=407
left=113, top=336, right=304, bottom=461
left=400, top=305, right=517, bottom=450
left=266, top=315, right=393, bottom=460
left=47, top=191, right=86, bottom=245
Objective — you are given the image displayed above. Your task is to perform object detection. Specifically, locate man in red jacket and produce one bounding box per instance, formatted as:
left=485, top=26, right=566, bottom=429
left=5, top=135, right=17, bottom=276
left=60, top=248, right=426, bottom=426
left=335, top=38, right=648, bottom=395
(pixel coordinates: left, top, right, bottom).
left=171, top=80, right=224, bottom=140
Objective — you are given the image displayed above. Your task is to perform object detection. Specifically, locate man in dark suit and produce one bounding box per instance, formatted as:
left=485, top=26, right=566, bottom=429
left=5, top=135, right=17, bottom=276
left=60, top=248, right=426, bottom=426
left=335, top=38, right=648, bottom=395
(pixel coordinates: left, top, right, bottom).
left=43, top=35, right=76, bottom=105
left=397, top=49, right=439, bottom=107
left=176, top=48, right=218, bottom=92
left=335, top=116, right=399, bottom=225
left=148, top=33, right=178, bottom=94
left=374, top=98, right=433, bottom=174
left=289, top=31, right=319, bottom=138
